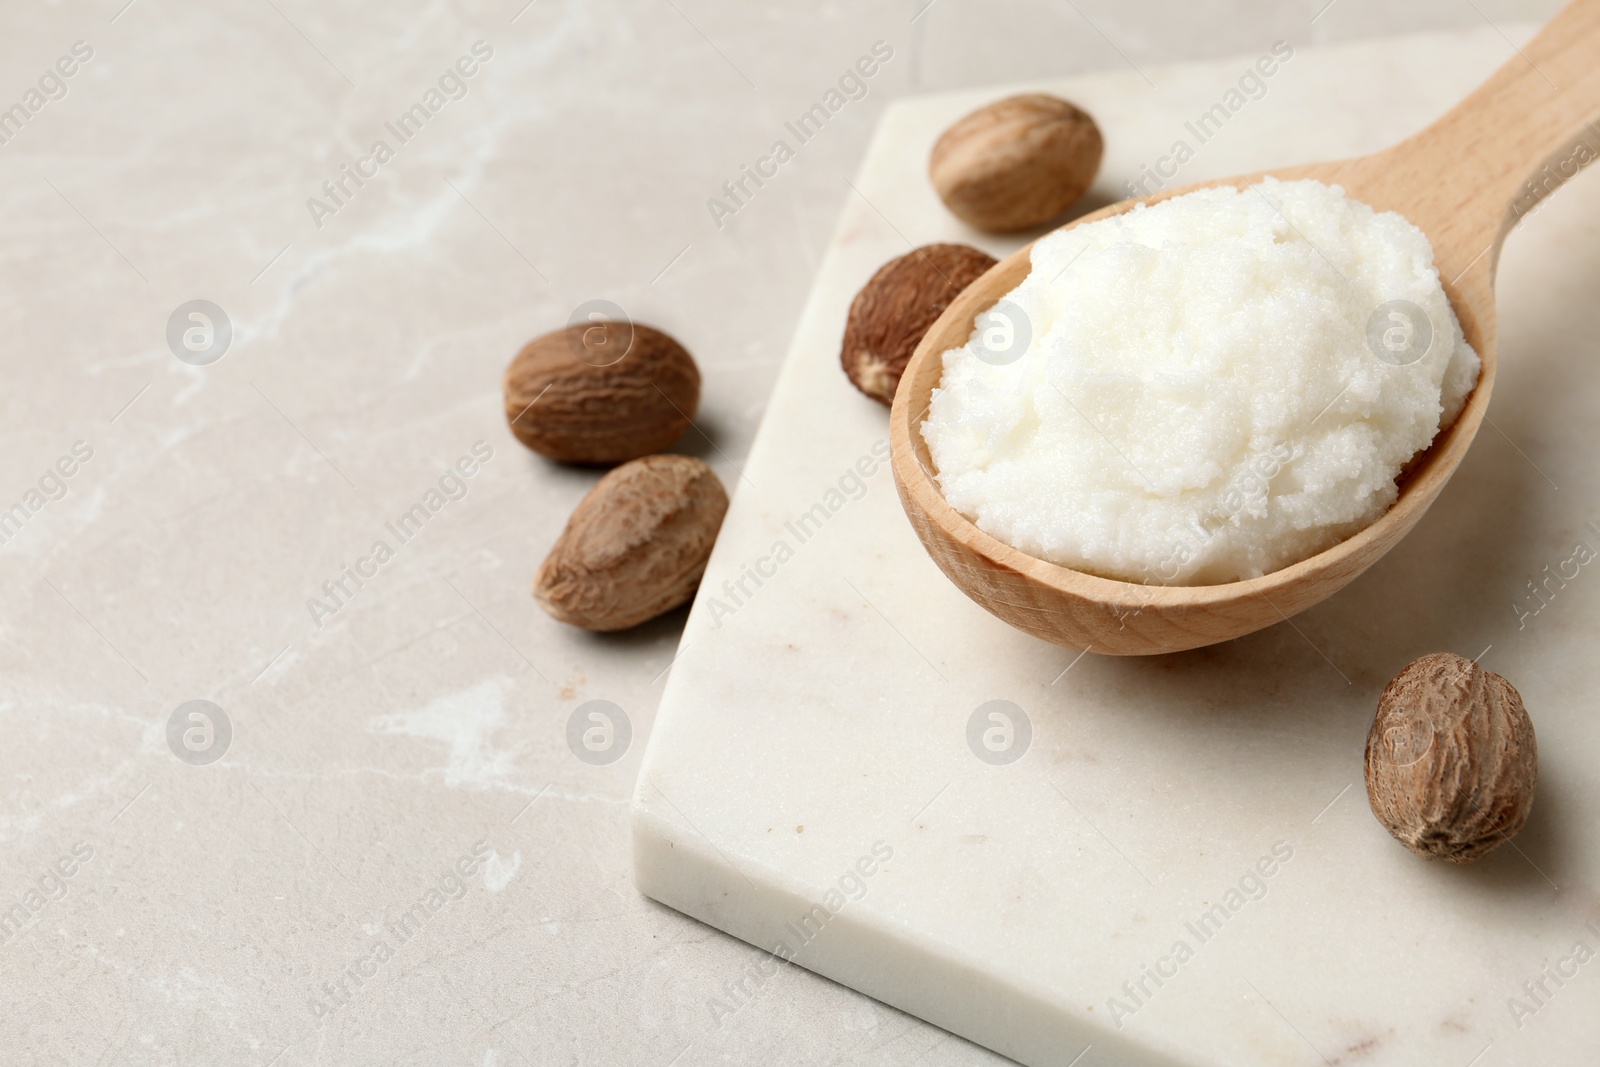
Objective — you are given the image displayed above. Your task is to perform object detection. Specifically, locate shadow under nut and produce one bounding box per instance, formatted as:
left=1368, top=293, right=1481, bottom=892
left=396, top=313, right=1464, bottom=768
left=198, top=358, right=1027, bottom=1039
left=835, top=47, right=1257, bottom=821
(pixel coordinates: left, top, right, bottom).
left=503, top=322, right=700, bottom=464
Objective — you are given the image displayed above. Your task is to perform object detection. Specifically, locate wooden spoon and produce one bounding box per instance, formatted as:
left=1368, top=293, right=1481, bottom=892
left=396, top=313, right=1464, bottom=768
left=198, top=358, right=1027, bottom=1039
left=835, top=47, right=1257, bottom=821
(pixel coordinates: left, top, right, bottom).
left=891, top=0, right=1600, bottom=656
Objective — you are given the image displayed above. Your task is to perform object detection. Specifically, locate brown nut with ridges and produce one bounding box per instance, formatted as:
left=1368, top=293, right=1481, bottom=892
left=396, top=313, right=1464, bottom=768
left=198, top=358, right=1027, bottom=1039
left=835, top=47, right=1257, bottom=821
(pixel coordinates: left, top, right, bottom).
left=535, top=455, right=728, bottom=631
left=1364, top=652, right=1537, bottom=863
left=929, top=93, right=1104, bottom=233
left=503, top=321, right=699, bottom=465
left=841, top=243, right=997, bottom=405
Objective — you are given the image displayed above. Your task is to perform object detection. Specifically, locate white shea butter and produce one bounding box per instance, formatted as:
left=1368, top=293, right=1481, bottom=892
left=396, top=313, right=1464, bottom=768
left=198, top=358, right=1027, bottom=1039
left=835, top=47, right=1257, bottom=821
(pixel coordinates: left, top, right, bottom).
left=921, top=178, right=1480, bottom=585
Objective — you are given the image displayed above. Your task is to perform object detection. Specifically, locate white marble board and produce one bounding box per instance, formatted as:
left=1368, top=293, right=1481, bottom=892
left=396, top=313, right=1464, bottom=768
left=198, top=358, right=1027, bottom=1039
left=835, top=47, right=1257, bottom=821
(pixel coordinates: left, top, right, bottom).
left=633, top=24, right=1600, bottom=1067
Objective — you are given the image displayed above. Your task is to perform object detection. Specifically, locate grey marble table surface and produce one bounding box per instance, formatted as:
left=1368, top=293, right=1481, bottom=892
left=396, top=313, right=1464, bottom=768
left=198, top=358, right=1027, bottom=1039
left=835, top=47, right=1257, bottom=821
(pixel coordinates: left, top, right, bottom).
left=0, top=2, right=1564, bottom=1064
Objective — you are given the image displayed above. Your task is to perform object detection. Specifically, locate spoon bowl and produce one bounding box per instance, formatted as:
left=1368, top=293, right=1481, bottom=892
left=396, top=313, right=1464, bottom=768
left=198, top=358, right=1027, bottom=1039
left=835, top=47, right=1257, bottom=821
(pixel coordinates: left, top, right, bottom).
left=890, top=0, right=1600, bottom=655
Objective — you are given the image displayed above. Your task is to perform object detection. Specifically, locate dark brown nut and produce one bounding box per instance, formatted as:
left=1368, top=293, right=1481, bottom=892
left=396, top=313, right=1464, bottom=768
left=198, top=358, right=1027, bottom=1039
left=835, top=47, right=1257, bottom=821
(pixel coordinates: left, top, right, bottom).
left=929, top=94, right=1104, bottom=233
left=503, top=322, right=699, bottom=465
left=841, top=243, right=997, bottom=405
left=535, top=455, right=728, bottom=631
left=1364, top=652, right=1538, bottom=863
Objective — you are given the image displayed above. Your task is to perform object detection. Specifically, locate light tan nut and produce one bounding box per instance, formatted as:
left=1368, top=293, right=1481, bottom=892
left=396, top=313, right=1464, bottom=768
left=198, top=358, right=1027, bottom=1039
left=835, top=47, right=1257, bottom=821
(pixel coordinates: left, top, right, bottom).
left=535, top=455, right=728, bottom=631
left=841, top=243, right=997, bottom=405
left=503, top=321, right=699, bottom=465
left=1364, top=652, right=1538, bottom=863
left=929, top=93, right=1104, bottom=233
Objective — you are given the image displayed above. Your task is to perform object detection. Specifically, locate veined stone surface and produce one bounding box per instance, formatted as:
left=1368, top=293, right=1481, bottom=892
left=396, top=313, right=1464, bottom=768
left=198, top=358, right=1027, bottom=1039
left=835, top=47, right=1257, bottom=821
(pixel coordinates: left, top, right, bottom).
left=0, top=4, right=1581, bottom=1065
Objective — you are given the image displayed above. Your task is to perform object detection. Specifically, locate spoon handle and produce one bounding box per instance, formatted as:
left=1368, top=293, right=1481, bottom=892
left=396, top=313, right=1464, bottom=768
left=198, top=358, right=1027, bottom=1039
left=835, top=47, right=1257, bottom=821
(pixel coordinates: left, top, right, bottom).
left=1375, top=0, right=1600, bottom=284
